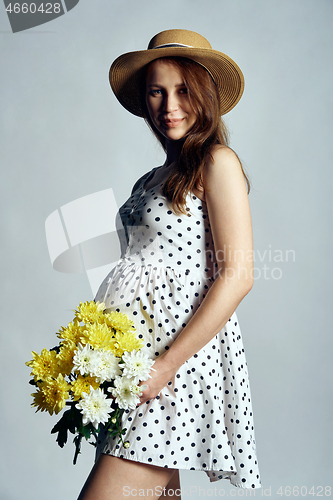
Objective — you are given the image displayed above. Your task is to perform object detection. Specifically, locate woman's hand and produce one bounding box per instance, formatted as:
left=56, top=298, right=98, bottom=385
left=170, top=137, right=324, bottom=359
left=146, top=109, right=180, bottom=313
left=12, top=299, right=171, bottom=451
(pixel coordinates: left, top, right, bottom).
left=137, top=352, right=179, bottom=405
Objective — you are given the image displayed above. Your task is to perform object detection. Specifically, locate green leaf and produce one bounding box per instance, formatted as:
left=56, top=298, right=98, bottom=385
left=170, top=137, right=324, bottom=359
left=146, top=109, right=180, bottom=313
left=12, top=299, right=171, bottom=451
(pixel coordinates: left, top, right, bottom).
left=108, top=429, right=119, bottom=437
left=51, top=404, right=83, bottom=448
left=71, top=406, right=84, bottom=434
left=79, top=423, right=92, bottom=441
left=51, top=410, right=72, bottom=448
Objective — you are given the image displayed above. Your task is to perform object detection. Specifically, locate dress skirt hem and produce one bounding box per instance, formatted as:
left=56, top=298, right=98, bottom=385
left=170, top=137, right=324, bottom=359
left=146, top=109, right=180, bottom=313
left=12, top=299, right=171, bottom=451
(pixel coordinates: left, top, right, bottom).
left=96, top=447, right=261, bottom=489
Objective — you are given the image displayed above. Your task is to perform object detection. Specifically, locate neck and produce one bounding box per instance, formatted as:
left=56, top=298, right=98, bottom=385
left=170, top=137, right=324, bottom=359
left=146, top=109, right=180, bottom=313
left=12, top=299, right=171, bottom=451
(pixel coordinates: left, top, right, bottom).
left=164, top=138, right=184, bottom=166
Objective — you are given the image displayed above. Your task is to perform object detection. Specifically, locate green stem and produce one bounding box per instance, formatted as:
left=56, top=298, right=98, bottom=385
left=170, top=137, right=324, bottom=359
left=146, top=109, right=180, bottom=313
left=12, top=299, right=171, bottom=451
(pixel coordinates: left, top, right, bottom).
left=73, top=433, right=83, bottom=465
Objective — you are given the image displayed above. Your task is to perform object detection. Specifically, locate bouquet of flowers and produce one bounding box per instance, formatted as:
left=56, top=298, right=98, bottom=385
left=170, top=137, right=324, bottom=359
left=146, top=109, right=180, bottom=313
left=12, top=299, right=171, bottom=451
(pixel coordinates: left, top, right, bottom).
left=26, top=301, right=155, bottom=464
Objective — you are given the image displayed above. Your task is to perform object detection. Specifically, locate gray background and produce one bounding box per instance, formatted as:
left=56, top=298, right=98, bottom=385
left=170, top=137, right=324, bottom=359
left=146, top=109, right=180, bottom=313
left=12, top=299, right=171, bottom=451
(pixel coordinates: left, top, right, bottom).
left=1, top=0, right=332, bottom=498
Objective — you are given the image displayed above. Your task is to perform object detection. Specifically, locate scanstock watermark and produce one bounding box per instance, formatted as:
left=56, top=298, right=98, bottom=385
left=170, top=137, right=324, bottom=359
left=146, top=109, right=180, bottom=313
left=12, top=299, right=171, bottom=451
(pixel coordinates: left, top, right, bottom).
left=3, top=0, right=80, bottom=33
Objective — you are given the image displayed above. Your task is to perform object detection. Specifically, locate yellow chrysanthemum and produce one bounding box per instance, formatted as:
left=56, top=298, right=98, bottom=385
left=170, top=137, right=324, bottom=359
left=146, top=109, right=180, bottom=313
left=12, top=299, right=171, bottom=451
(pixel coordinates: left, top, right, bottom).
left=81, top=322, right=115, bottom=351
left=32, top=374, right=71, bottom=415
left=74, top=301, right=105, bottom=324
left=57, top=341, right=76, bottom=376
left=56, top=319, right=85, bottom=345
left=26, top=348, right=61, bottom=382
left=101, top=310, right=135, bottom=334
left=111, top=331, right=144, bottom=357
left=71, top=375, right=100, bottom=401
left=31, top=388, right=49, bottom=413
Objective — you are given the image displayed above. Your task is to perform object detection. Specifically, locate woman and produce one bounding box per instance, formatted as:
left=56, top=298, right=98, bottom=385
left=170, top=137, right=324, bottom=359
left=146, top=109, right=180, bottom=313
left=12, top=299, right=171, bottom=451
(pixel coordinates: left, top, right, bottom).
left=78, top=29, right=261, bottom=499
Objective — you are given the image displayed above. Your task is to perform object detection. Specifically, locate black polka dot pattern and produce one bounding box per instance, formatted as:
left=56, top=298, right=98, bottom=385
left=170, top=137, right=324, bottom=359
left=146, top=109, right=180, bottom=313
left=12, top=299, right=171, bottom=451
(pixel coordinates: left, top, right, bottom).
left=95, top=168, right=261, bottom=489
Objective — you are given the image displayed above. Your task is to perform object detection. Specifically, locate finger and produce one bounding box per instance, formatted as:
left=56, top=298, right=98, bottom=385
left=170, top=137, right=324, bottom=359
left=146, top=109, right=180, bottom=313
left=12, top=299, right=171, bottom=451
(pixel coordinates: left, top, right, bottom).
left=139, top=384, right=149, bottom=392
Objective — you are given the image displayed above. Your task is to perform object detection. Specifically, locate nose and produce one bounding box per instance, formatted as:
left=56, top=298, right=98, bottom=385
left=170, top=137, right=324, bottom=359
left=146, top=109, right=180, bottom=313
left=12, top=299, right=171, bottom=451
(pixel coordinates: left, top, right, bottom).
left=162, top=92, right=179, bottom=113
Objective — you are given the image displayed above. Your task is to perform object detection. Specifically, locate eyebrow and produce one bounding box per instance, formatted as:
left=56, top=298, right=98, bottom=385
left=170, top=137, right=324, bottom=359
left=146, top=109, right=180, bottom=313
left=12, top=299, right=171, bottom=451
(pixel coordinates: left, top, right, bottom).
left=147, top=83, right=186, bottom=88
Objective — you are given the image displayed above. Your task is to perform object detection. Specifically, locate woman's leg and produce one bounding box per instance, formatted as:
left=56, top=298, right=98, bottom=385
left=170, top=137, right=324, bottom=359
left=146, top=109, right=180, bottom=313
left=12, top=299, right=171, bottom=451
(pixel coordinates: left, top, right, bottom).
left=77, top=454, right=178, bottom=500
left=161, top=470, right=181, bottom=499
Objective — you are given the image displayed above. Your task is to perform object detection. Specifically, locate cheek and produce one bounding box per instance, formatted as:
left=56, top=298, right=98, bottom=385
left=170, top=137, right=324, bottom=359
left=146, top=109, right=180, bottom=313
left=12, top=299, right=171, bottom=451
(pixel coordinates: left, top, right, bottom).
left=184, top=100, right=197, bottom=122
left=189, top=110, right=198, bottom=126
left=145, top=96, right=156, bottom=119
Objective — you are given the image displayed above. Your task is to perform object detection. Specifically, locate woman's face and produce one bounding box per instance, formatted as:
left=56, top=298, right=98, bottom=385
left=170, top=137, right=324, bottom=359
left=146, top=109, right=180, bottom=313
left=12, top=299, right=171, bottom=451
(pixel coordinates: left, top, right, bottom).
left=145, top=59, right=197, bottom=142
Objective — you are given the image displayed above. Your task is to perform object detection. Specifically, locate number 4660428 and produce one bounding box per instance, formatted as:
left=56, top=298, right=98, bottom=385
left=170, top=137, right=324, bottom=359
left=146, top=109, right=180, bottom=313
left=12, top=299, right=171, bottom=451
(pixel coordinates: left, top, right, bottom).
left=5, top=3, right=61, bottom=14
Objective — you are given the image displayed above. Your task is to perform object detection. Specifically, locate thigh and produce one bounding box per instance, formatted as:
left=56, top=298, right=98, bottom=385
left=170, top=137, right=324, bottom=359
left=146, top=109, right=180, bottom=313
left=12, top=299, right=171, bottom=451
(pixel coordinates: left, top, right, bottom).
left=161, top=470, right=181, bottom=499
left=77, top=454, right=177, bottom=500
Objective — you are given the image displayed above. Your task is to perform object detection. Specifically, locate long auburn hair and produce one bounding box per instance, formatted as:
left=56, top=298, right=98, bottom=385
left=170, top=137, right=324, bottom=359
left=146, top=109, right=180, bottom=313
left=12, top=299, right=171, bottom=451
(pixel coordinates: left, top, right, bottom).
left=140, top=56, right=250, bottom=214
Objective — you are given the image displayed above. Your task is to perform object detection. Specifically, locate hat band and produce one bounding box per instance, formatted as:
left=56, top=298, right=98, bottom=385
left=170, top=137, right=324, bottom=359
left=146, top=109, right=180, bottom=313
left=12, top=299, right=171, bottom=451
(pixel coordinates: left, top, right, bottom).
left=152, top=43, right=193, bottom=49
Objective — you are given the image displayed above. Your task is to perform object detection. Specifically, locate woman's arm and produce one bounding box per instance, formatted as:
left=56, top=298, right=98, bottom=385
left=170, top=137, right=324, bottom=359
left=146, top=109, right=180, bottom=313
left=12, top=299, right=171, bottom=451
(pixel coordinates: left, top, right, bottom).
left=138, top=147, right=253, bottom=403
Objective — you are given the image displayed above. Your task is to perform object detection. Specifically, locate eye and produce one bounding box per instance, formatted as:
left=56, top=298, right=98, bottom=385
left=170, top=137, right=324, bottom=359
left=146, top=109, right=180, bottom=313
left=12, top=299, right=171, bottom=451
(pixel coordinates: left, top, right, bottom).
left=178, top=87, right=188, bottom=94
left=149, top=89, right=163, bottom=96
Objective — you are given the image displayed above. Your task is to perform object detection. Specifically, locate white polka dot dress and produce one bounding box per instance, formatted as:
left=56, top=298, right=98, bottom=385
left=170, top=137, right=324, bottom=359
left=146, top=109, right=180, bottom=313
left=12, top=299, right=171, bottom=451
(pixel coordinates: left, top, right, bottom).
left=95, top=167, right=261, bottom=489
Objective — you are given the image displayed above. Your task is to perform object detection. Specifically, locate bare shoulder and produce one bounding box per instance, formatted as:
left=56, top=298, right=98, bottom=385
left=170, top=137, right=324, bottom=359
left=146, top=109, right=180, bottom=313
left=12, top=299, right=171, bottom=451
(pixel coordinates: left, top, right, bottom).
left=205, top=145, right=242, bottom=177
left=203, top=145, right=247, bottom=195
left=210, top=144, right=239, bottom=160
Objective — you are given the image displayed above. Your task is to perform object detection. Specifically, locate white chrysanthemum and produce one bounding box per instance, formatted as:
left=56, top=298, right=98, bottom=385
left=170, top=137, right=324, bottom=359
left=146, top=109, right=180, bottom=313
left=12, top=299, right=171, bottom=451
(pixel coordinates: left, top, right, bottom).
left=73, top=343, right=99, bottom=376
left=93, top=349, right=122, bottom=382
left=121, top=350, right=155, bottom=383
left=109, top=376, right=143, bottom=410
left=76, top=388, right=112, bottom=429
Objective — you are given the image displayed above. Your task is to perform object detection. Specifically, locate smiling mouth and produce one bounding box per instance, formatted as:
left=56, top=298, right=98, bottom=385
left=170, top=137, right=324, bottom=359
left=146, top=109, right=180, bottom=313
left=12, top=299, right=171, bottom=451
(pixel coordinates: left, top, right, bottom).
left=161, top=118, right=184, bottom=128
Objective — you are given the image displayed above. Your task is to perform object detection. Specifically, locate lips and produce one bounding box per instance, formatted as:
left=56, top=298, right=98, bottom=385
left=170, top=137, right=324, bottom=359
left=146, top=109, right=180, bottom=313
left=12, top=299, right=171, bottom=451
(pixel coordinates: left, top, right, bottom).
left=161, top=118, right=184, bottom=128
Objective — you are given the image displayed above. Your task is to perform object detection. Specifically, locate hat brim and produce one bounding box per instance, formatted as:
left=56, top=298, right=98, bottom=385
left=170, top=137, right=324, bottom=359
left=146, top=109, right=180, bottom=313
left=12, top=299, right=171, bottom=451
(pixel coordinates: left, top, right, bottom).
left=109, top=46, right=245, bottom=117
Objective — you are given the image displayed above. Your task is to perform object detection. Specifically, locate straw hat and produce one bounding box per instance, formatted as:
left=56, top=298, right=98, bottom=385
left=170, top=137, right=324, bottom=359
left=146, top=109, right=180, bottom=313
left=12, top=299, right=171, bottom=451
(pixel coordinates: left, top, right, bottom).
left=109, top=29, right=245, bottom=117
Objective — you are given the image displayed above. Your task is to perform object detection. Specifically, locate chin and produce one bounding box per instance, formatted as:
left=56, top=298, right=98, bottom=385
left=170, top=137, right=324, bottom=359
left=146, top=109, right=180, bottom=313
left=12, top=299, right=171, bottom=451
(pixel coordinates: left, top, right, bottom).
left=166, top=134, right=185, bottom=142
left=163, top=129, right=189, bottom=142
